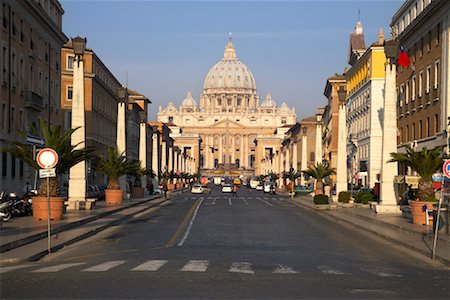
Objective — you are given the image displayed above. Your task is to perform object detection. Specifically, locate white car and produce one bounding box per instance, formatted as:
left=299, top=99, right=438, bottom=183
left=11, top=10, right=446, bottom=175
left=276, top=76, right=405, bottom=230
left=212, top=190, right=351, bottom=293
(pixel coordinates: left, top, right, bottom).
left=255, top=183, right=263, bottom=191
left=221, top=184, right=233, bottom=193
left=263, top=182, right=277, bottom=193
left=191, top=184, right=211, bottom=194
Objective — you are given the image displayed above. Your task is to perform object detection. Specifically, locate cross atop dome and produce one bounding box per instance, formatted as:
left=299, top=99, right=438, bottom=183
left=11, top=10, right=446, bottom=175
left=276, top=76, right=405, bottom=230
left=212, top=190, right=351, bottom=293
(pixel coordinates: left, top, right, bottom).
left=224, top=33, right=237, bottom=59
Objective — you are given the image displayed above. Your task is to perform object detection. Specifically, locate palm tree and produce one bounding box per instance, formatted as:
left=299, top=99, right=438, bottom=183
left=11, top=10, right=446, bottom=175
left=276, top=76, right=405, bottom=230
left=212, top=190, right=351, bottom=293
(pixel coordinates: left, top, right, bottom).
left=2, top=119, right=94, bottom=197
left=303, top=161, right=335, bottom=194
left=283, top=167, right=301, bottom=191
left=389, top=145, right=443, bottom=200
left=97, top=146, right=135, bottom=190
left=129, top=159, right=155, bottom=187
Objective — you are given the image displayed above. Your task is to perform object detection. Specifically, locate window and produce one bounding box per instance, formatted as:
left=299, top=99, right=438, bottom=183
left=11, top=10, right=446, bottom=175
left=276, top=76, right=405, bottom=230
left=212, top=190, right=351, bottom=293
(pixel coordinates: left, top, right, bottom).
left=426, top=65, right=431, bottom=93
left=436, top=23, right=440, bottom=45
left=411, top=76, right=416, bottom=100
left=29, top=65, right=33, bottom=91
left=412, top=122, right=416, bottom=139
left=435, top=114, right=439, bottom=133
left=406, top=125, right=409, bottom=141
left=419, top=70, right=423, bottom=97
left=67, top=86, right=73, bottom=100
left=1, top=103, right=6, bottom=129
left=38, top=71, right=42, bottom=95
left=20, top=19, right=23, bottom=42
left=406, top=80, right=410, bottom=104
left=11, top=51, right=16, bottom=86
left=426, top=117, right=430, bottom=137
left=400, top=84, right=404, bottom=107
left=11, top=11, right=15, bottom=36
left=30, top=28, right=33, bottom=50
left=19, top=160, right=23, bottom=177
left=420, top=38, right=423, bottom=57
left=11, top=107, right=15, bottom=129
left=2, top=45, right=8, bottom=83
left=419, top=120, right=423, bottom=138
left=434, top=60, right=439, bottom=89
left=281, top=117, right=287, bottom=124
left=186, top=119, right=190, bottom=124
left=67, top=55, right=74, bottom=69
left=2, top=3, right=7, bottom=30
left=168, top=116, right=173, bottom=123
left=19, top=56, right=24, bottom=91
left=427, top=31, right=431, bottom=52
left=19, top=110, right=23, bottom=130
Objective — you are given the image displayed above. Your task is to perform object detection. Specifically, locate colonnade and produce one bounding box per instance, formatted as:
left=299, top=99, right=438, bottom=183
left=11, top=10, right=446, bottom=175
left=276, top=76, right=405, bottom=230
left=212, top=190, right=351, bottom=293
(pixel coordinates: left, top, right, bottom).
left=202, top=134, right=251, bottom=169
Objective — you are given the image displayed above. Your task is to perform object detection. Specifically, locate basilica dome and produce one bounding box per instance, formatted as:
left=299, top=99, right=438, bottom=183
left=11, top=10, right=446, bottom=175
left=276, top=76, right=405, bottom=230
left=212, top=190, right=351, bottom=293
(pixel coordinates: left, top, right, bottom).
left=180, top=91, right=197, bottom=107
left=203, top=36, right=256, bottom=93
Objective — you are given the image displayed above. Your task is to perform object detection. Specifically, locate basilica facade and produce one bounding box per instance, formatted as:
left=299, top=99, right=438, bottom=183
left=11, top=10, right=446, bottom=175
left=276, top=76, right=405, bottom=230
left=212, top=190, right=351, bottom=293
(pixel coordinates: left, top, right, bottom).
left=157, top=36, right=297, bottom=177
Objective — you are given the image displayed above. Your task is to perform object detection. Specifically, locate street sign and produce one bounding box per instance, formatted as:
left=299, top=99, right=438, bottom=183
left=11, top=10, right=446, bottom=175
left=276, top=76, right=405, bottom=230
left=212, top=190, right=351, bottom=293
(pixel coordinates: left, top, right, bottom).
left=36, top=148, right=59, bottom=169
left=39, top=168, right=56, bottom=178
left=443, top=160, right=450, bottom=179
left=26, top=135, right=45, bottom=147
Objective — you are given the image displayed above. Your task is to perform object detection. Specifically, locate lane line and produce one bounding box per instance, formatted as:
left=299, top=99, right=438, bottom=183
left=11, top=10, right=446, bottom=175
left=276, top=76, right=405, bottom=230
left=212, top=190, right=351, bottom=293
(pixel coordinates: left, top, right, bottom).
left=257, top=197, right=273, bottom=207
left=131, top=260, right=168, bottom=271
left=31, top=263, right=85, bottom=273
left=362, top=268, right=403, bottom=278
left=318, top=265, right=345, bottom=275
left=240, top=197, right=248, bottom=205
left=81, top=260, right=127, bottom=272
left=273, top=264, right=298, bottom=274
left=228, top=197, right=232, bottom=206
left=229, top=262, right=255, bottom=274
left=180, top=260, right=209, bottom=272
left=0, top=264, right=37, bottom=274
left=178, top=197, right=204, bottom=247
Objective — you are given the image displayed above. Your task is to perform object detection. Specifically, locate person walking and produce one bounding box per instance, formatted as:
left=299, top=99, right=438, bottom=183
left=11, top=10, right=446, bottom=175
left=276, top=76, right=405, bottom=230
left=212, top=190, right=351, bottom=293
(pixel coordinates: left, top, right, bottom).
left=162, top=180, right=168, bottom=199
left=232, top=185, right=238, bottom=197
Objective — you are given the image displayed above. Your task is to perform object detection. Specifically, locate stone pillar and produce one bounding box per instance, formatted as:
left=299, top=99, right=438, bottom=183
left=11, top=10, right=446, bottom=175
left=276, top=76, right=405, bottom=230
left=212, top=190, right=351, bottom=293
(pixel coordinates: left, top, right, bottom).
left=219, top=135, right=223, bottom=164
left=152, top=129, right=159, bottom=180
left=335, top=101, right=348, bottom=200
left=240, top=135, right=244, bottom=167
left=292, top=143, right=298, bottom=172
left=285, top=147, right=290, bottom=171
left=168, top=146, right=173, bottom=172
left=161, top=141, right=167, bottom=172
left=176, top=151, right=180, bottom=172
left=117, top=101, right=127, bottom=193
left=301, top=132, right=308, bottom=186
left=68, top=54, right=86, bottom=209
left=231, top=135, right=235, bottom=164
left=315, top=121, right=323, bottom=164
left=376, top=63, right=400, bottom=214
left=139, top=121, right=147, bottom=188
left=280, top=151, right=285, bottom=188
left=204, top=135, right=209, bottom=169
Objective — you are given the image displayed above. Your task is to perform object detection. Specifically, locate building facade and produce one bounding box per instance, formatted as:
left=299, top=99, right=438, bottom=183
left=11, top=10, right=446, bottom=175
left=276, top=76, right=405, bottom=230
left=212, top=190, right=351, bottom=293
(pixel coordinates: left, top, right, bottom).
left=158, top=36, right=297, bottom=177
left=1, top=0, right=67, bottom=191
left=392, top=0, right=449, bottom=166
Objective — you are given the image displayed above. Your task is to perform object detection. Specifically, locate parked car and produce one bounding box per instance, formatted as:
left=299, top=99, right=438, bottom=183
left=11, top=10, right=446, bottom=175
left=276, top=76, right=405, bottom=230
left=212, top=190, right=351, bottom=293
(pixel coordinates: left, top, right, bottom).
left=255, top=183, right=263, bottom=191
left=264, top=182, right=277, bottom=194
left=221, top=184, right=233, bottom=193
left=191, top=184, right=211, bottom=194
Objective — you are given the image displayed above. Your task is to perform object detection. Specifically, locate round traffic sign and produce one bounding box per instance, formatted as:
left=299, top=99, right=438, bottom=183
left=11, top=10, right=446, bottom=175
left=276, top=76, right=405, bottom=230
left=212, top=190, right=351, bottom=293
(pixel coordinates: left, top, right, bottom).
left=443, top=160, right=450, bottom=178
left=36, top=148, right=59, bottom=169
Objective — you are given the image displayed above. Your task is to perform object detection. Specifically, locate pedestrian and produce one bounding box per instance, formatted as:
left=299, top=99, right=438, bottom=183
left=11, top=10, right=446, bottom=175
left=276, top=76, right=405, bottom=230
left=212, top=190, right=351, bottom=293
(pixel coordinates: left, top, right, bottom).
left=232, top=185, right=238, bottom=197
left=147, top=181, right=153, bottom=195
left=162, top=180, right=168, bottom=199
left=22, top=181, right=32, bottom=195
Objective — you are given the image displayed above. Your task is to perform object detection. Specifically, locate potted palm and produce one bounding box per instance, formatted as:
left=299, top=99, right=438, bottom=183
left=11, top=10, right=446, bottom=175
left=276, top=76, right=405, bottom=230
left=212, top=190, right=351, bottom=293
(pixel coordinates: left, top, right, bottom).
left=129, top=159, right=154, bottom=199
left=2, top=119, right=94, bottom=220
left=389, top=145, right=443, bottom=225
left=303, top=161, right=336, bottom=196
left=97, top=146, right=135, bottom=206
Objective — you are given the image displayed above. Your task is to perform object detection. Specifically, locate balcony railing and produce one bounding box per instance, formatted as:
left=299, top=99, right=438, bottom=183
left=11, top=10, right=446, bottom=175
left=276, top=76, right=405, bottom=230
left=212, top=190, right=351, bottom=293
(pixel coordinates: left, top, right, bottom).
left=24, top=91, right=44, bottom=111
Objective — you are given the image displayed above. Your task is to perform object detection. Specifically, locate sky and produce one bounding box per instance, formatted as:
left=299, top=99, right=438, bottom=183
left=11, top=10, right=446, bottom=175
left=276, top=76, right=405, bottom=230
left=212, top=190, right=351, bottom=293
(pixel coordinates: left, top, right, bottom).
left=61, top=0, right=403, bottom=121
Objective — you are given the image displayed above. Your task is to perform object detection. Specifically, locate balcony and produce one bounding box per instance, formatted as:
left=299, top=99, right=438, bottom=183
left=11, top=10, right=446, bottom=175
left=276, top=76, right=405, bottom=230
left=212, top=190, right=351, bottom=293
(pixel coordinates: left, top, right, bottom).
left=24, top=91, right=44, bottom=111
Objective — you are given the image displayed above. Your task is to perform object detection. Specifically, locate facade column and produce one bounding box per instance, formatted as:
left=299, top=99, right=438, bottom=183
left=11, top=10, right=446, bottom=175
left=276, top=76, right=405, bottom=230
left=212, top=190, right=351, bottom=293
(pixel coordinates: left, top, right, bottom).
left=292, top=142, right=298, bottom=172
left=335, top=100, right=348, bottom=200
left=168, top=146, right=173, bottom=172
left=280, top=150, right=285, bottom=188
left=315, top=118, right=323, bottom=164
left=161, top=140, right=167, bottom=172
left=285, top=147, right=290, bottom=170
left=301, top=130, right=308, bottom=186
left=139, top=120, right=147, bottom=188
left=240, top=135, right=244, bottom=168
left=152, top=128, right=159, bottom=180
left=244, top=135, right=249, bottom=168
left=176, top=151, right=181, bottom=172
left=231, top=135, right=236, bottom=165
left=377, top=63, right=400, bottom=214
left=219, top=135, right=223, bottom=164
left=204, top=135, right=209, bottom=169
left=68, top=53, right=86, bottom=209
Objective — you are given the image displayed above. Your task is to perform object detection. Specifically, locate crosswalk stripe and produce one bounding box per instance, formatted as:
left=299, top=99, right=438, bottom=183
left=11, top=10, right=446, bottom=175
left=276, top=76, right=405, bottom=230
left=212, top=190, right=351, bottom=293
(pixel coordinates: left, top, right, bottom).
left=180, top=260, right=209, bottom=272
left=131, top=260, right=168, bottom=271
left=81, top=260, right=127, bottom=272
left=318, top=265, right=345, bottom=275
left=0, top=264, right=36, bottom=274
left=362, top=268, right=403, bottom=278
left=257, top=197, right=273, bottom=207
left=31, top=263, right=85, bottom=273
left=229, top=262, right=254, bottom=274
left=273, top=264, right=298, bottom=274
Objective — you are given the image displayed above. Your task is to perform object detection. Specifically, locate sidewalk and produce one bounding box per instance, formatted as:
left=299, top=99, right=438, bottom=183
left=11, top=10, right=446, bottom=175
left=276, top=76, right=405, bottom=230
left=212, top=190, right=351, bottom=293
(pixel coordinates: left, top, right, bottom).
left=0, top=192, right=175, bottom=265
left=286, top=192, right=450, bottom=267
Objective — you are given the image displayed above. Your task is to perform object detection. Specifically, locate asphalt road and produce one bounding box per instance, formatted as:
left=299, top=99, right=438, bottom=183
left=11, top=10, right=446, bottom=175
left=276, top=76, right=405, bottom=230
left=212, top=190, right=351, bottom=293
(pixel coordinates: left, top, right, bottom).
left=1, top=185, right=449, bottom=299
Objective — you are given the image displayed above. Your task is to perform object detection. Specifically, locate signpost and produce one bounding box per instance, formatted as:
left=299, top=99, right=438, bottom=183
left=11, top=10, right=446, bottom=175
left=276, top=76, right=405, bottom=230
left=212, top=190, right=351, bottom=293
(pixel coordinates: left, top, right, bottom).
left=37, top=148, right=59, bottom=254
left=432, top=160, right=449, bottom=260
left=27, top=135, right=45, bottom=192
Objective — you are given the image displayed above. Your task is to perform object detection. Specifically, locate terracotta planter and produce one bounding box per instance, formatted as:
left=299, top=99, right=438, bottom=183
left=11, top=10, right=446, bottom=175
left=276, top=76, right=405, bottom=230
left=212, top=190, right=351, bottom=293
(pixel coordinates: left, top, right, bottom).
left=32, top=196, right=65, bottom=221
left=131, top=187, right=144, bottom=199
left=168, top=183, right=175, bottom=190
left=105, top=189, right=123, bottom=206
left=314, top=189, right=323, bottom=196
left=410, top=201, right=435, bottom=225
left=176, top=183, right=182, bottom=189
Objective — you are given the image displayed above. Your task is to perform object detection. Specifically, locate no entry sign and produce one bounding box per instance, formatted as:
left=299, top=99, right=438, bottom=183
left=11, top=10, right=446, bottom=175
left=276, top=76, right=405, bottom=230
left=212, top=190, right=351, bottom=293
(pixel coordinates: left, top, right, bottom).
left=36, top=148, right=59, bottom=169
left=443, top=160, right=450, bottom=179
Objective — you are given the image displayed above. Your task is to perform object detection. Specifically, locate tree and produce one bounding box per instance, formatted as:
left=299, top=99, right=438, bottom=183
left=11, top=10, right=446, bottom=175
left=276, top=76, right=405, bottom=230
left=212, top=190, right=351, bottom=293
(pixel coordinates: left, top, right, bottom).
left=2, top=119, right=94, bottom=197
left=283, top=167, right=301, bottom=190
left=302, top=161, right=335, bottom=193
left=129, top=159, right=155, bottom=187
left=389, top=145, right=443, bottom=200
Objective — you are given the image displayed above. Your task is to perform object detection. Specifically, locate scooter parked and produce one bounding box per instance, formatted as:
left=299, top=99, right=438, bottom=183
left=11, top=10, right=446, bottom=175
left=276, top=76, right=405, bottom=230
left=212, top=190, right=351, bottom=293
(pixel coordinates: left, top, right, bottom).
left=0, top=191, right=12, bottom=222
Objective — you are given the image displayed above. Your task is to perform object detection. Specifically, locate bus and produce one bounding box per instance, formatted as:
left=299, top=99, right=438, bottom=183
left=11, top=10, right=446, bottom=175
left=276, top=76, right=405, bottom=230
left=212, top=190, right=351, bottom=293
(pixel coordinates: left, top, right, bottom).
left=249, top=176, right=260, bottom=189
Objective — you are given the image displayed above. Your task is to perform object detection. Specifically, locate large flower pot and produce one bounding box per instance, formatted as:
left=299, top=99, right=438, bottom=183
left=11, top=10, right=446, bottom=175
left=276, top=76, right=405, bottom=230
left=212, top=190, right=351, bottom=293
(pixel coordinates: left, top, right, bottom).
left=168, top=183, right=175, bottom=190
left=176, top=183, right=182, bottom=189
left=105, top=189, right=123, bottom=206
left=32, top=197, right=65, bottom=221
left=314, top=189, right=323, bottom=196
left=131, top=187, right=144, bottom=199
left=410, top=201, right=435, bottom=225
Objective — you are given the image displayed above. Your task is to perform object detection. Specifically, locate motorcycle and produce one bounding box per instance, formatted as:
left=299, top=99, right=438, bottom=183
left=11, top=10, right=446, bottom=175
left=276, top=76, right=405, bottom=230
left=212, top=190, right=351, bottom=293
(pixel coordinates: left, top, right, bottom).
left=0, top=191, right=12, bottom=222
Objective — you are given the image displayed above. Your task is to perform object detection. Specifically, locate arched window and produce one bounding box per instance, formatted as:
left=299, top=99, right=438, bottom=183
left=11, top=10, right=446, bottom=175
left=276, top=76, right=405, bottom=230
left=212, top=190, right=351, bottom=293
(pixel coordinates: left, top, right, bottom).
left=214, top=159, right=219, bottom=168
left=235, top=159, right=240, bottom=168
left=309, top=152, right=315, bottom=162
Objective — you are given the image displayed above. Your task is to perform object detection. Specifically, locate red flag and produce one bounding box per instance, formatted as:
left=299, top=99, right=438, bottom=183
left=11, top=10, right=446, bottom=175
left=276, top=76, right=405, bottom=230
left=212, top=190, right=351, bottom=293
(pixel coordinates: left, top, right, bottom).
left=398, top=47, right=410, bottom=67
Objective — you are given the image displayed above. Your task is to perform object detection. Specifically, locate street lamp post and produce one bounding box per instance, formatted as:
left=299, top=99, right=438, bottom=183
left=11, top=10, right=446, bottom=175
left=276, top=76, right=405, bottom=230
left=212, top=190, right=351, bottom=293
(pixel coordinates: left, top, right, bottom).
left=68, top=37, right=87, bottom=210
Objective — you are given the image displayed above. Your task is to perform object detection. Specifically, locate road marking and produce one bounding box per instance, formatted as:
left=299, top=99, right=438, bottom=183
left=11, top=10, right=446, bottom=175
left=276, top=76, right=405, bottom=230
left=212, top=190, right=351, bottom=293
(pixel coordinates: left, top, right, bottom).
left=81, top=260, right=127, bottom=272
left=131, top=260, right=168, bottom=271
left=257, top=197, right=273, bottom=207
left=318, top=265, right=345, bottom=275
left=363, top=268, right=403, bottom=278
left=271, top=197, right=277, bottom=201
left=31, top=263, right=85, bottom=273
left=0, top=264, right=36, bottom=274
left=229, top=262, right=254, bottom=274
left=178, top=197, right=204, bottom=247
left=273, top=264, right=298, bottom=274
left=228, top=197, right=232, bottom=205
left=180, top=260, right=209, bottom=272
left=241, top=197, right=248, bottom=205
